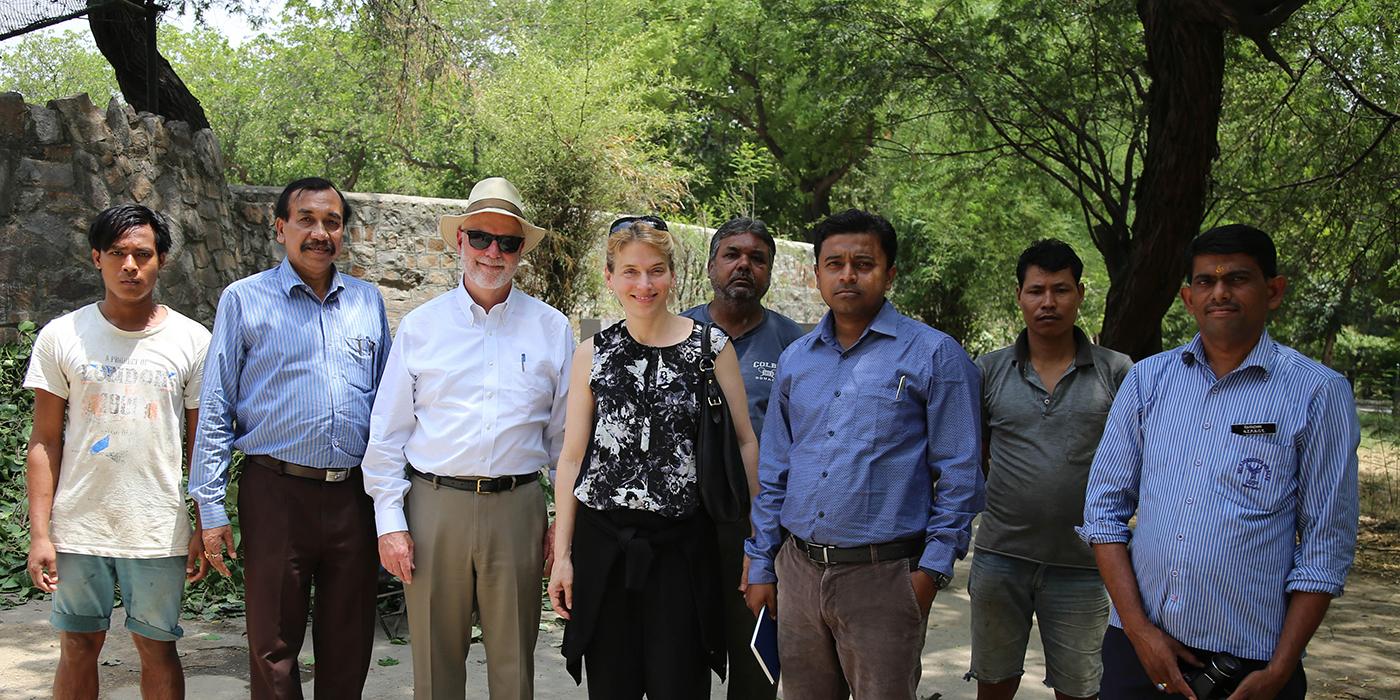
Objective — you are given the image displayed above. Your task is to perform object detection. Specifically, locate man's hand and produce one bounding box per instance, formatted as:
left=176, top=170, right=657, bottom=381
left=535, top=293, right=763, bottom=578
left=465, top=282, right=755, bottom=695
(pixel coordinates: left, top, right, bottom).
left=27, top=537, right=58, bottom=592
left=745, top=583, right=777, bottom=619
left=548, top=556, right=574, bottom=620
left=542, top=520, right=556, bottom=577
left=911, top=569, right=937, bottom=616
left=378, top=531, right=415, bottom=585
left=1227, top=664, right=1292, bottom=700
left=200, top=525, right=236, bottom=577
left=1125, top=622, right=1202, bottom=699
left=739, top=555, right=751, bottom=594
left=186, top=531, right=210, bottom=583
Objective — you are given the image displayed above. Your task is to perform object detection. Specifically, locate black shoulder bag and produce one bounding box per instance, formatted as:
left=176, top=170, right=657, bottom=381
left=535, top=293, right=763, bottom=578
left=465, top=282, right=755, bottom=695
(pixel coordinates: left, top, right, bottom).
left=695, top=322, right=750, bottom=524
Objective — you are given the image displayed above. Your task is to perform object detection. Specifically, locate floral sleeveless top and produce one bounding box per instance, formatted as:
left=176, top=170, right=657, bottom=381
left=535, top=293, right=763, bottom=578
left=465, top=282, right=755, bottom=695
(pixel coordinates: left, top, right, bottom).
left=573, top=320, right=730, bottom=516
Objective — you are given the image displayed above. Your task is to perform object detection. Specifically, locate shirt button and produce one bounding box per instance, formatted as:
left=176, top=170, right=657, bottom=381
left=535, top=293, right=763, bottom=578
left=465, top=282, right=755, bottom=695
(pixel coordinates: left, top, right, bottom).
left=487, top=392, right=493, bottom=398
left=827, top=430, right=834, bottom=437
left=1171, top=595, right=1178, bottom=602
left=1211, top=388, right=1219, bottom=394
left=821, top=471, right=828, bottom=478
left=1043, top=398, right=1050, bottom=405
left=1172, top=570, right=1179, bottom=577
left=818, top=511, right=824, bottom=518
left=1176, top=534, right=1184, bottom=541
left=1203, top=423, right=1211, bottom=430
left=834, top=390, right=841, bottom=397
left=1186, top=498, right=1194, bottom=505
left=1195, top=459, right=1202, bottom=466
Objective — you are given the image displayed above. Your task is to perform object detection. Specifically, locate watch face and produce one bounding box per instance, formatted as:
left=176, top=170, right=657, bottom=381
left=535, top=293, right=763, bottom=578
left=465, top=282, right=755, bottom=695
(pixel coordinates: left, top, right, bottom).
left=933, top=573, right=952, bottom=590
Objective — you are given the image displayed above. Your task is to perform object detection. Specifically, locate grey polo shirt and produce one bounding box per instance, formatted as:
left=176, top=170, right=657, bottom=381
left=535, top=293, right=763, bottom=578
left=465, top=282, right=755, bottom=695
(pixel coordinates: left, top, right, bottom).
left=681, top=303, right=807, bottom=440
left=974, top=327, right=1132, bottom=568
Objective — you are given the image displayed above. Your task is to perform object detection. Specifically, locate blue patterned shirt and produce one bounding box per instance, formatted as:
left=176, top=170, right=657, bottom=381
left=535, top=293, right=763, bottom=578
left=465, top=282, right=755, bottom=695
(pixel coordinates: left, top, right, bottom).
left=1079, top=331, right=1359, bottom=661
left=746, top=300, right=985, bottom=584
left=189, top=259, right=392, bottom=528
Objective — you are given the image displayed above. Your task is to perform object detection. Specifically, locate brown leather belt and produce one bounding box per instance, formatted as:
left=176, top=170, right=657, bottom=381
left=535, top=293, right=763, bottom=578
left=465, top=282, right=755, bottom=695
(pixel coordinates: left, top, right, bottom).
left=409, top=467, right=540, bottom=494
left=791, top=535, right=923, bottom=565
left=247, top=454, right=353, bottom=483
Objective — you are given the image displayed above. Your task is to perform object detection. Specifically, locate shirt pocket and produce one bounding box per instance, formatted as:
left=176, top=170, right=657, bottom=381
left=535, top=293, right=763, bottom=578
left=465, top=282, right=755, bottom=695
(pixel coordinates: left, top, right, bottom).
left=1214, top=436, right=1297, bottom=514
left=850, top=380, right=908, bottom=444
left=1066, top=409, right=1110, bottom=465
left=340, top=335, right=378, bottom=393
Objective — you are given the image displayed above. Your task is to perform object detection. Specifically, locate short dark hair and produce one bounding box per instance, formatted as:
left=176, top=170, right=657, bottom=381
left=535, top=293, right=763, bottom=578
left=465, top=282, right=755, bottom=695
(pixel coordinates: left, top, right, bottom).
left=275, top=177, right=353, bottom=224
left=1185, top=224, right=1277, bottom=282
left=1016, top=238, right=1084, bottom=285
left=809, top=209, right=897, bottom=269
left=88, top=204, right=172, bottom=254
left=708, top=217, right=777, bottom=262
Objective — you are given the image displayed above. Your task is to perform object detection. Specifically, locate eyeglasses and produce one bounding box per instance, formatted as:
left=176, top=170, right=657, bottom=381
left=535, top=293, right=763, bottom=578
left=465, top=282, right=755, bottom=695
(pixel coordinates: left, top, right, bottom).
left=608, top=215, right=669, bottom=233
left=461, top=229, right=526, bottom=254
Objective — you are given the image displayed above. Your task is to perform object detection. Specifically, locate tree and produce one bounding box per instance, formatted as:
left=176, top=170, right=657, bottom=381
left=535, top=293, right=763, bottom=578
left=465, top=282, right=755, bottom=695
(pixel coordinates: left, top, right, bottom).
left=86, top=0, right=220, bottom=128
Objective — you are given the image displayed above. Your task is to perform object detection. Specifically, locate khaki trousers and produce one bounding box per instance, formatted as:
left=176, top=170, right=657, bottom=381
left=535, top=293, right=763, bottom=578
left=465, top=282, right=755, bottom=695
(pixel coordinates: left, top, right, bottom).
left=404, top=474, right=546, bottom=700
left=774, top=537, right=929, bottom=700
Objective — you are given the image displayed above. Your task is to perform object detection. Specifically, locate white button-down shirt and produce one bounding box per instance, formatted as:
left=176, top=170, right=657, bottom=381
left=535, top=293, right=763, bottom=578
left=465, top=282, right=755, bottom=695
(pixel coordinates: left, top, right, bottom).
left=362, top=284, right=574, bottom=535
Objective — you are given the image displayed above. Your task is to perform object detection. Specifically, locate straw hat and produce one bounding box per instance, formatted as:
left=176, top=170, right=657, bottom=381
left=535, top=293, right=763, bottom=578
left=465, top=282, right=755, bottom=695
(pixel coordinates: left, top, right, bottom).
left=437, top=177, right=547, bottom=254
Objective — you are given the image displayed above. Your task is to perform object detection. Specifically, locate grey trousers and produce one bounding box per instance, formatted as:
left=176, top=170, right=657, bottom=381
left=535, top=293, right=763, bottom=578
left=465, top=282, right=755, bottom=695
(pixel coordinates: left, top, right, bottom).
left=774, top=538, right=929, bottom=700
left=404, top=475, right=546, bottom=700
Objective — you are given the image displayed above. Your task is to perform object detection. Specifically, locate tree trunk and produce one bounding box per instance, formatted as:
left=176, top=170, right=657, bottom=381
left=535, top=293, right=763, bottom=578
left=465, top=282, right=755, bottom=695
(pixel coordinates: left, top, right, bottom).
left=1100, top=0, right=1226, bottom=360
left=88, top=1, right=210, bottom=130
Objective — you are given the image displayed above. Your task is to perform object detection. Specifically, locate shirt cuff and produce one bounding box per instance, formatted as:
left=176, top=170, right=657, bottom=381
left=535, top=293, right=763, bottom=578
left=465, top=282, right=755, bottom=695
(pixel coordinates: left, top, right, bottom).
left=744, top=538, right=777, bottom=584
left=1285, top=575, right=1344, bottom=597
left=1076, top=521, right=1130, bottom=545
left=198, top=503, right=229, bottom=530
left=374, top=506, right=409, bottom=537
left=918, top=541, right=955, bottom=578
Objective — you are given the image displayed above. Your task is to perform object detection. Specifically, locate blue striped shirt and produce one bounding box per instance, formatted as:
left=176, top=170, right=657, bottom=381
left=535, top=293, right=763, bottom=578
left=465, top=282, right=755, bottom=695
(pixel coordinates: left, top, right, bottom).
left=1079, top=331, right=1359, bottom=660
left=189, top=259, right=392, bottom=528
left=746, top=300, right=985, bottom=584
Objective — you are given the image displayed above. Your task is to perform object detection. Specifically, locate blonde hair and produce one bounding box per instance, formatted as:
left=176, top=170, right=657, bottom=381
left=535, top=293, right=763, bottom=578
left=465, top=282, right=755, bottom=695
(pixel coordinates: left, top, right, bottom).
left=605, top=222, right=675, bottom=272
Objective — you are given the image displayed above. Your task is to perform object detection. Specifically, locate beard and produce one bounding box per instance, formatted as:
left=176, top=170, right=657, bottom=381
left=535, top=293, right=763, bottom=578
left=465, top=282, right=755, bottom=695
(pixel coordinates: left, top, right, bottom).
left=461, top=248, right=518, bottom=290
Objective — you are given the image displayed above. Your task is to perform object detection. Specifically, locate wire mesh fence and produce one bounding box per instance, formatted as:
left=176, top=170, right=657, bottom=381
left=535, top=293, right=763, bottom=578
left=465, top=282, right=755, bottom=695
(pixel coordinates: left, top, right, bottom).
left=0, top=0, right=136, bottom=42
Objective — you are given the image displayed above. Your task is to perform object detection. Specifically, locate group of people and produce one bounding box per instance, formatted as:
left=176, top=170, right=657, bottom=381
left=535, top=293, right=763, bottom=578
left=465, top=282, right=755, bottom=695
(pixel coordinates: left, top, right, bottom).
left=23, top=173, right=1359, bottom=700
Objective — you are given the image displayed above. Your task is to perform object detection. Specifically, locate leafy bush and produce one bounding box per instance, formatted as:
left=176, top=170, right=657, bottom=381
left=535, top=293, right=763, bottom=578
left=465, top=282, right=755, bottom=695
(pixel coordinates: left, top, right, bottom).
left=0, top=322, right=37, bottom=605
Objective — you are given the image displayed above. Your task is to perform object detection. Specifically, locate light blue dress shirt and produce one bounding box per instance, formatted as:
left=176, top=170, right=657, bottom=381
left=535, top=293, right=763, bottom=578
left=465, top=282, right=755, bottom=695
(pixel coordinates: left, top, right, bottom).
left=1079, top=331, right=1359, bottom=661
left=189, top=259, right=391, bottom=529
left=745, top=300, right=985, bottom=584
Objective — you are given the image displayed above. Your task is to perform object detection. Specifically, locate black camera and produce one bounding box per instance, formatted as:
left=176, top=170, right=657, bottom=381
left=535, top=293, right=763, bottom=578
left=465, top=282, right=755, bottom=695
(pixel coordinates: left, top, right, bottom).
left=1183, top=652, right=1244, bottom=699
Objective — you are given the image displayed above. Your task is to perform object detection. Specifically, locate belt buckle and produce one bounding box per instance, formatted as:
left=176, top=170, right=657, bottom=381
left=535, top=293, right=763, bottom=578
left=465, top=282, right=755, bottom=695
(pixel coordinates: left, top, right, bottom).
left=476, top=478, right=486, bottom=494
left=809, top=542, right=829, bottom=565
left=326, top=470, right=348, bottom=483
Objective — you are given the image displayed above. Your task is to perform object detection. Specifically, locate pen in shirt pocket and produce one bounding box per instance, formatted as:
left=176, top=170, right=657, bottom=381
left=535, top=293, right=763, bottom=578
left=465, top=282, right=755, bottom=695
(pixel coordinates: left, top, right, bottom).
left=521, top=353, right=526, bottom=372
left=894, top=374, right=907, bottom=400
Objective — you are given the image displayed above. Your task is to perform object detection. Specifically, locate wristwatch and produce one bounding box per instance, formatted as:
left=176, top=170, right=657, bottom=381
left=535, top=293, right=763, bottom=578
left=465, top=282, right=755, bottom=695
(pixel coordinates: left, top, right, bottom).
left=920, top=567, right=952, bottom=590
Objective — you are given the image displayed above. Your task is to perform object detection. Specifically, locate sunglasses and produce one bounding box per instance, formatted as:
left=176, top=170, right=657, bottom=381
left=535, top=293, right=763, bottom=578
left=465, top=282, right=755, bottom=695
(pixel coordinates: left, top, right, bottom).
left=609, top=215, right=669, bottom=233
left=461, top=229, right=526, bottom=254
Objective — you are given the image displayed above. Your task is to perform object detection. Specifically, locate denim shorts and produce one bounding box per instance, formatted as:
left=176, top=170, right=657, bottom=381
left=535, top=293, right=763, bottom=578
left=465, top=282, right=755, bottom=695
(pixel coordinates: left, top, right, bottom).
left=967, top=549, right=1110, bottom=698
left=51, top=553, right=186, bottom=641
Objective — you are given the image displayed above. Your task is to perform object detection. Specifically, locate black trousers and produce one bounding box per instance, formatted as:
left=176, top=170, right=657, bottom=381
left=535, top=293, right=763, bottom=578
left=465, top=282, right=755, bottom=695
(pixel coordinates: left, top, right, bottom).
left=1100, top=625, right=1306, bottom=700
left=716, top=518, right=777, bottom=700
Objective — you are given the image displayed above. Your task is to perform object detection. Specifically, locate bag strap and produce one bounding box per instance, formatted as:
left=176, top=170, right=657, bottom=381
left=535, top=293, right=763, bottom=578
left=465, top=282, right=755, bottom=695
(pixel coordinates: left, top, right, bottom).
left=699, top=322, right=722, bottom=408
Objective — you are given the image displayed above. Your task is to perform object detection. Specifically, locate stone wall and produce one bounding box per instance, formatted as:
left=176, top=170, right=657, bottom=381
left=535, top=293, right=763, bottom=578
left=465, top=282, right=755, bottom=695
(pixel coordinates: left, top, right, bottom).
left=0, top=93, right=825, bottom=342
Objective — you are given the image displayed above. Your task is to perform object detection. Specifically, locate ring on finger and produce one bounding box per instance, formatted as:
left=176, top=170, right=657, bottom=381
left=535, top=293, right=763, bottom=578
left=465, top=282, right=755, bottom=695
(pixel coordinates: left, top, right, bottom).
left=1154, top=682, right=1168, bottom=692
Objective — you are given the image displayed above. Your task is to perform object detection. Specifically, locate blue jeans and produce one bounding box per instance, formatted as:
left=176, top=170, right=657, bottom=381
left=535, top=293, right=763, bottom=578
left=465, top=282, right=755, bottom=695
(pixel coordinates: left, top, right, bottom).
left=967, top=549, right=1109, bottom=698
left=50, top=553, right=186, bottom=641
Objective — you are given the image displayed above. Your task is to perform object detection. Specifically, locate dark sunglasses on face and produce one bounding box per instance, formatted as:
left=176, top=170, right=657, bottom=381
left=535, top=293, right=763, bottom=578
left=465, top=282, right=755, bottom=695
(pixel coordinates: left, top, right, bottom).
left=462, top=229, right=526, bottom=254
left=609, top=215, right=669, bottom=233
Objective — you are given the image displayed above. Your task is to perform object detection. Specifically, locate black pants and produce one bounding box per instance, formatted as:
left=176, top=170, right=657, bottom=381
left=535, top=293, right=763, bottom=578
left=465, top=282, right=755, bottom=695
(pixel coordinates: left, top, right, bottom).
left=716, top=518, right=777, bottom=700
left=1100, top=625, right=1306, bottom=700
left=573, top=508, right=714, bottom=700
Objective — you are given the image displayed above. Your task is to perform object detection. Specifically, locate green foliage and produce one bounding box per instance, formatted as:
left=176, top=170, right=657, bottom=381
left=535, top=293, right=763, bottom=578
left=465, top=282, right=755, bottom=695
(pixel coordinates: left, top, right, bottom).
left=0, top=31, right=121, bottom=105
left=0, top=322, right=37, bottom=605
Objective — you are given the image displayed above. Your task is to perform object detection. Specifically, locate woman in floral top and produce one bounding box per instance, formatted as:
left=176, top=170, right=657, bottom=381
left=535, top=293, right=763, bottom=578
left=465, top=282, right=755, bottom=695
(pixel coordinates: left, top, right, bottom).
left=549, top=217, right=759, bottom=698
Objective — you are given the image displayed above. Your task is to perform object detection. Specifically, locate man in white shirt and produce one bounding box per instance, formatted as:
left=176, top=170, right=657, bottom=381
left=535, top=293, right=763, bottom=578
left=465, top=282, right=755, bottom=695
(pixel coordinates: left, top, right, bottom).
left=362, top=177, right=573, bottom=700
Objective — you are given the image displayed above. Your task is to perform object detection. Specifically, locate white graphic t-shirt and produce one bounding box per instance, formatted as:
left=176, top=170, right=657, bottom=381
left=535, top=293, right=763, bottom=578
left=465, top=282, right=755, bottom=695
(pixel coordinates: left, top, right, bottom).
left=24, top=303, right=210, bottom=558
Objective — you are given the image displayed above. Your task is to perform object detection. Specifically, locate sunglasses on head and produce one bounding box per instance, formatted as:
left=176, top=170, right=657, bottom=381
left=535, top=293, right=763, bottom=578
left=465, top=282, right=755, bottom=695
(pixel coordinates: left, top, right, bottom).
left=461, top=229, right=526, bottom=254
left=609, top=215, right=669, bottom=233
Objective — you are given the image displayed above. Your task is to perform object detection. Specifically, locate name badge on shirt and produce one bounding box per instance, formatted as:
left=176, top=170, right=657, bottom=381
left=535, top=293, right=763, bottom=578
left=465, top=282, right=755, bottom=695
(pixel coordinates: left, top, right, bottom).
left=1231, top=423, right=1276, bottom=436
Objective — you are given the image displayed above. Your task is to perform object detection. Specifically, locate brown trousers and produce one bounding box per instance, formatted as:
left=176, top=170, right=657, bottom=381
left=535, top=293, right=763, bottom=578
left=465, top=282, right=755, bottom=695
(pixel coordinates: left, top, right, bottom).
left=774, top=538, right=929, bottom=700
left=239, top=461, right=379, bottom=700
left=404, top=474, right=545, bottom=700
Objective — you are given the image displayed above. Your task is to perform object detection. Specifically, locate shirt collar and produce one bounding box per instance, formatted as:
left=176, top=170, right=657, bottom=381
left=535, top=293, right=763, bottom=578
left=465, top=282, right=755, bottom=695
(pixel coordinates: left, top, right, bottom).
left=276, top=257, right=345, bottom=299
left=453, top=282, right=519, bottom=326
left=1181, top=329, right=1277, bottom=377
left=1012, top=327, right=1095, bottom=368
left=816, top=298, right=898, bottom=350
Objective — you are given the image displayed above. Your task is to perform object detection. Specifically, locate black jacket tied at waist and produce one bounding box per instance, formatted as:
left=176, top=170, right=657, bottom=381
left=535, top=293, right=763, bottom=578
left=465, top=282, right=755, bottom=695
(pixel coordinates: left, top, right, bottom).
left=562, top=505, right=726, bottom=684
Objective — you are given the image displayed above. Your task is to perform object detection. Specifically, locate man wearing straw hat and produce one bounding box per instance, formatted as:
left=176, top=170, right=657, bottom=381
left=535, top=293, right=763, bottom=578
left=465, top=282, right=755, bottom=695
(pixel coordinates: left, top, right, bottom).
left=362, top=177, right=573, bottom=700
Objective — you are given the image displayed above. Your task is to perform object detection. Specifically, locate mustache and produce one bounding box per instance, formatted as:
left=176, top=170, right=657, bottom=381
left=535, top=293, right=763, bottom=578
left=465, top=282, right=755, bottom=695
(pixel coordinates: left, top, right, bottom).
left=1205, top=302, right=1240, bottom=313
left=301, top=241, right=335, bottom=253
